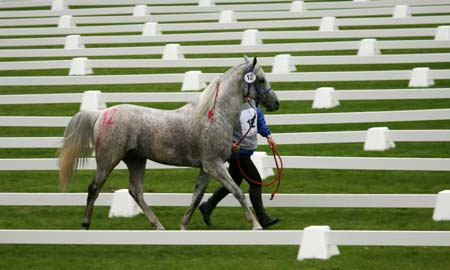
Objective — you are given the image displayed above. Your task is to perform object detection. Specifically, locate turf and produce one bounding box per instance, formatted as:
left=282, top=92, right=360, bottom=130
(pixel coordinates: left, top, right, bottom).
left=1, top=3, right=450, bottom=269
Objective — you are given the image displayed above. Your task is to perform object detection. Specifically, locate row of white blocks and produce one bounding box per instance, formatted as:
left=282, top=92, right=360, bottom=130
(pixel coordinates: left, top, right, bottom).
left=107, top=154, right=273, bottom=216
left=52, top=0, right=217, bottom=11
left=69, top=56, right=436, bottom=89
left=312, top=67, right=435, bottom=107
left=108, top=189, right=450, bottom=247
left=67, top=53, right=297, bottom=74
left=108, top=190, right=450, bottom=222
left=63, top=25, right=450, bottom=50
left=58, top=9, right=440, bottom=32
left=289, top=1, right=413, bottom=18
left=81, top=91, right=406, bottom=152
left=111, top=208, right=450, bottom=261
left=310, top=67, right=435, bottom=105
left=51, top=0, right=415, bottom=19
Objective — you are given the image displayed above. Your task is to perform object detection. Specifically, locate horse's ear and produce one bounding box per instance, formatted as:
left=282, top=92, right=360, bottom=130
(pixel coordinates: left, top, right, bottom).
left=244, top=55, right=250, bottom=64
left=252, top=57, right=260, bottom=73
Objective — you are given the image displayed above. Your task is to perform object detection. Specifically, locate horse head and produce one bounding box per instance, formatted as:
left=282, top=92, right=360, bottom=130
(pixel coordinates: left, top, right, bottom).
left=242, top=56, right=280, bottom=112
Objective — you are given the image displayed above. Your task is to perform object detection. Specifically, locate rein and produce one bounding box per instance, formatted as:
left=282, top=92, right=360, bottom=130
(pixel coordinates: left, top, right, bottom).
left=207, top=81, right=220, bottom=121
left=233, top=112, right=283, bottom=200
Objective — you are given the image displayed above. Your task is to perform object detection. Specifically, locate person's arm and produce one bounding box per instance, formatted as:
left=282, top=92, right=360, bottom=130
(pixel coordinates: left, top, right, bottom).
left=257, top=107, right=276, bottom=149
left=256, top=107, right=271, bottom=137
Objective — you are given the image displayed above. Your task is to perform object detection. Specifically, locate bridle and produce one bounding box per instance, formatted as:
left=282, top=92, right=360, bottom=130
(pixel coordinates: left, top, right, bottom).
left=207, top=64, right=273, bottom=121
left=244, top=64, right=273, bottom=102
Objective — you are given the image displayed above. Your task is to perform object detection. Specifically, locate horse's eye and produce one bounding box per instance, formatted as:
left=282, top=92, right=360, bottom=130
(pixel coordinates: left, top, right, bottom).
left=259, top=78, right=266, bottom=83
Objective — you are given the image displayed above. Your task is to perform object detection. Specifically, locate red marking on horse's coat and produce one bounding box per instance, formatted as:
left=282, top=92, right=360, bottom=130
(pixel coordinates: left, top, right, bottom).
left=96, top=108, right=117, bottom=148
left=101, top=108, right=117, bottom=128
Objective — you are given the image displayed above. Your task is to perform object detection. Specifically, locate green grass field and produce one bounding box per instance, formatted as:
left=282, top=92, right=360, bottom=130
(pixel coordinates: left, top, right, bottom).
left=1, top=2, right=450, bottom=269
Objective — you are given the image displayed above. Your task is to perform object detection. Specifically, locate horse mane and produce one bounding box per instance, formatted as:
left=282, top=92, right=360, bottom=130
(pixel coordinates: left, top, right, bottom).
left=194, top=76, right=220, bottom=120
left=193, top=63, right=247, bottom=120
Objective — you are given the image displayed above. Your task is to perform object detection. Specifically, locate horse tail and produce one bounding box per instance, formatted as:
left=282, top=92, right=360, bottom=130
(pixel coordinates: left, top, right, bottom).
left=58, top=110, right=100, bottom=189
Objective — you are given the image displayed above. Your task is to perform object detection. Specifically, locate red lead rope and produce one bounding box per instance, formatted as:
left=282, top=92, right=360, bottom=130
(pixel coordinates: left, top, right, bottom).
left=236, top=144, right=283, bottom=200
left=234, top=115, right=283, bottom=200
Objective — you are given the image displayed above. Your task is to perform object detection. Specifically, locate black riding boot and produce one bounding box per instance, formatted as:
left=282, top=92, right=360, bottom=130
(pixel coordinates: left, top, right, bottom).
left=199, top=186, right=230, bottom=226
left=249, top=185, right=280, bottom=229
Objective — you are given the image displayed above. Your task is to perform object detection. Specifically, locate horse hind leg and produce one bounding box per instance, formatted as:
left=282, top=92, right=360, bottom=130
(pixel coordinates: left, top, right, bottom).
left=81, top=163, right=115, bottom=230
left=124, top=154, right=165, bottom=230
left=180, top=169, right=210, bottom=230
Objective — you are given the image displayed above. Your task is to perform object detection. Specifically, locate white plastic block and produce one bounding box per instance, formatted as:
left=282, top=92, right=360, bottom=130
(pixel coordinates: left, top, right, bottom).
left=198, top=0, right=214, bottom=6
left=58, top=15, right=75, bottom=28
left=251, top=151, right=274, bottom=180
left=319, top=17, right=338, bottom=32
left=363, top=127, right=395, bottom=151
left=290, top=1, right=305, bottom=12
left=133, top=5, right=148, bottom=16
left=108, top=189, right=142, bottom=218
left=393, top=5, right=411, bottom=18
left=409, top=67, right=434, bottom=87
left=241, top=29, right=263, bottom=45
left=64, top=35, right=84, bottom=50
left=357, top=38, right=380, bottom=56
left=162, top=44, right=184, bottom=60
left=142, top=22, right=161, bottom=36
left=219, top=10, right=236, bottom=23
left=181, top=71, right=206, bottom=91
left=272, top=54, right=297, bottom=74
left=435, top=26, right=450, bottom=40
left=433, top=190, right=450, bottom=221
left=69, top=57, right=92, bottom=76
left=297, top=226, right=340, bottom=260
left=80, top=90, right=107, bottom=111
left=51, top=0, right=67, bottom=11
left=312, top=87, right=340, bottom=109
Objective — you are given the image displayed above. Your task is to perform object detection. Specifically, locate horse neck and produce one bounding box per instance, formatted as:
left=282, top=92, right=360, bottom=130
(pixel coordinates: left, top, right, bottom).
left=194, top=65, right=245, bottom=125
left=214, top=70, right=245, bottom=124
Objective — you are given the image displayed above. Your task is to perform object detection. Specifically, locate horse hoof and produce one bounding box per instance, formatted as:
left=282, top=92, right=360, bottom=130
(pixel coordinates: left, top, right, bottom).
left=81, top=222, right=90, bottom=230
left=252, top=224, right=263, bottom=230
left=180, top=225, right=187, bottom=230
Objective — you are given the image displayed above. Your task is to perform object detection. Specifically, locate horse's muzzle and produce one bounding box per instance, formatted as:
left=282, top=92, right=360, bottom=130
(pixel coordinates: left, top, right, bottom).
left=265, top=100, right=280, bottom=112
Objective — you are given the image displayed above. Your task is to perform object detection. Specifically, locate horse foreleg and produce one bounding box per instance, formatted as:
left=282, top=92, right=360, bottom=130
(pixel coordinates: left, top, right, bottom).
left=125, top=155, right=165, bottom=230
left=204, top=162, right=262, bottom=230
left=180, top=169, right=210, bottom=230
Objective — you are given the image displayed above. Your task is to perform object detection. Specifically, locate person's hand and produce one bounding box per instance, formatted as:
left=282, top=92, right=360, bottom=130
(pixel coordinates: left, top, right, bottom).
left=267, top=136, right=276, bottom=150
left=232, top=143, right=240, bottom=152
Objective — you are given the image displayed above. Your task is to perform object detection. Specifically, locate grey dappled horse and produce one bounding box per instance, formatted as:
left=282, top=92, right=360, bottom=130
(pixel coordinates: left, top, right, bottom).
left=58, top=56, right=280, bottom=230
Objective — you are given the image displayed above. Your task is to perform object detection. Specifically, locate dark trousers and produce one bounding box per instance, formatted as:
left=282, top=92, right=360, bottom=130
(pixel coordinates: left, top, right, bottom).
left=204, top=154, right=271, bottom=223
left=229, top=154, right=262, bottom=188
left=211, top=154, right=262, bottom=200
